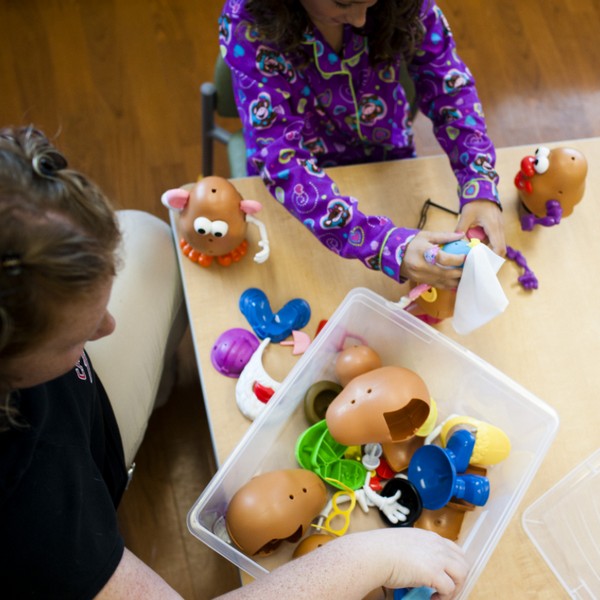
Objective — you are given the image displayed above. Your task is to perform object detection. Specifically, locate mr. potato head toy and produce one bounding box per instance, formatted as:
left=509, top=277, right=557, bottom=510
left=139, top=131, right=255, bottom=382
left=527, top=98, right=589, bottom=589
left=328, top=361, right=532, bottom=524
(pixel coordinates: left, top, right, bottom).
left=225, top=469, right=327, bottom=557
left=162, top=175, right=270, bottom=267
left=328, top=345, right=435, bottom=448
left=514, top=146, right=587, bottom=231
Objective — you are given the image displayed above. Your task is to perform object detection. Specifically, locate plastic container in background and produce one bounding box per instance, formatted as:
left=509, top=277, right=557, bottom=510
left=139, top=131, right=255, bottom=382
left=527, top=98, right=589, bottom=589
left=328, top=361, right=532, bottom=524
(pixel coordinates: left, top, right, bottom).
left=188, top=287, right=559, bottom=598
left=523, top=448, right=600, bottom=599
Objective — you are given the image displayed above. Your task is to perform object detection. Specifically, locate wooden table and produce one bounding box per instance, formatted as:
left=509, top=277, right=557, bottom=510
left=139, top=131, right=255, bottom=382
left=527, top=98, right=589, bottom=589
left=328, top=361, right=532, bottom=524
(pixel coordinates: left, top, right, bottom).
left=172, top=138, right=600, bottom=598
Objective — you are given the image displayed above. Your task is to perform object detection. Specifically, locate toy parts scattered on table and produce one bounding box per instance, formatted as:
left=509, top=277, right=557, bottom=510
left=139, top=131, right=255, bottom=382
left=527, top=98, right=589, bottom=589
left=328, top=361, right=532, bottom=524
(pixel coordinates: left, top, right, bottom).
left=210, top=288, right=314, bottom=421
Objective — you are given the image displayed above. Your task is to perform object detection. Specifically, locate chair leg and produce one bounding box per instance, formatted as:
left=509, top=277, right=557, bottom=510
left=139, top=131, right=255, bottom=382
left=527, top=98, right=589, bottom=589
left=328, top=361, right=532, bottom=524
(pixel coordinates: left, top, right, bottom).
left=201, top=82, right=217, bottom=177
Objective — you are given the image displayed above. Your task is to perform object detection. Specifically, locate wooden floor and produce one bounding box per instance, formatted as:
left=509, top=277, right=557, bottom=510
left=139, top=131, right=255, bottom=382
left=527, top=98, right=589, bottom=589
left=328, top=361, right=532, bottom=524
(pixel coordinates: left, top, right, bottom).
left=2, top=1, right=600, bottom=598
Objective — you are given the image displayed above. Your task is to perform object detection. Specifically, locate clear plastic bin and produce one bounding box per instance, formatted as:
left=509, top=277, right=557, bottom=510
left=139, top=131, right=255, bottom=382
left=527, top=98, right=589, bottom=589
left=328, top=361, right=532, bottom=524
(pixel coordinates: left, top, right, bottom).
left=188, top=287, right=559, bottom=598
left=523, top=448, right=600, bottom=599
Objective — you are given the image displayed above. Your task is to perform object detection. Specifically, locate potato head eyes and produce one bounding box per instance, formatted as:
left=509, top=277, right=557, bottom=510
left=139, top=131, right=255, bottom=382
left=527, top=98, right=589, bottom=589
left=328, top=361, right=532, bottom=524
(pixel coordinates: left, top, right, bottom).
left=193, top=216, right=229, bottom=237
left=211, top=221, right=229, bottom=237
left=533, top=146, right=550, bottom=174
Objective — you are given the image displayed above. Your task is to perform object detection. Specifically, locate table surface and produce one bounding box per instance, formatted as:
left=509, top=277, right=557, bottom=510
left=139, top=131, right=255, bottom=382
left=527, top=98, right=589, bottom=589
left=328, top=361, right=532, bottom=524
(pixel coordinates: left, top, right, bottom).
left=172, top=138, right=600, bottom=598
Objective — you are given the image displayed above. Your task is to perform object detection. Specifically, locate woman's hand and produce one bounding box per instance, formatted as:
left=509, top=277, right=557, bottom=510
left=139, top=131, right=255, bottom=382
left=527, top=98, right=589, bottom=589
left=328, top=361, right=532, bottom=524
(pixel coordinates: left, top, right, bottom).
left=354, top=528, right=468, bottom=599
left=220, top=526, right=467, bottom=600
left=456, top=200, right=506, bottom=257
left=400, top=230, right=466, bottom=289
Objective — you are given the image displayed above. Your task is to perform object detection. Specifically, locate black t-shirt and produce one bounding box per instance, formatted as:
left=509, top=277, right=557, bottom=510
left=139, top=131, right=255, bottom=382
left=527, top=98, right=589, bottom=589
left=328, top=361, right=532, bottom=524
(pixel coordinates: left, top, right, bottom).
left=0, top=352, right=128, bottom=599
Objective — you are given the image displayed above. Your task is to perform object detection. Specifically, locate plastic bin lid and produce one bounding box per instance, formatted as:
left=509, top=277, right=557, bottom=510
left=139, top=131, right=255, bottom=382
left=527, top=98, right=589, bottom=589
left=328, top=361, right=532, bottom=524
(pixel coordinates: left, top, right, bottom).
left=522, top=447, right=600, bottom=599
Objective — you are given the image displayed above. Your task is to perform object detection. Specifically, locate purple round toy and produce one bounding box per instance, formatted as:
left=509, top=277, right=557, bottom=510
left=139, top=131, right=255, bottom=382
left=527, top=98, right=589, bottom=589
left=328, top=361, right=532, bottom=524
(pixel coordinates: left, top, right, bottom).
left=211, top=328, right=260, bottom=378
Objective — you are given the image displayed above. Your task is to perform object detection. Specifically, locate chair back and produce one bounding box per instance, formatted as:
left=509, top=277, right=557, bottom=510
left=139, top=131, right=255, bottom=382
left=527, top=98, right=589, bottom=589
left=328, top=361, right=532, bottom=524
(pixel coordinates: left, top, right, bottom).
left=213, top=53, right=239, bottom=119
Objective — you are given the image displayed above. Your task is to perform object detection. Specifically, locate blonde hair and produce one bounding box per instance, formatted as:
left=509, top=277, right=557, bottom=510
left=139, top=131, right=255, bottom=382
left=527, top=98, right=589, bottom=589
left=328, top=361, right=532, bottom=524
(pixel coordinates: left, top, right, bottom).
left=0, top=126, right=121, bottom=430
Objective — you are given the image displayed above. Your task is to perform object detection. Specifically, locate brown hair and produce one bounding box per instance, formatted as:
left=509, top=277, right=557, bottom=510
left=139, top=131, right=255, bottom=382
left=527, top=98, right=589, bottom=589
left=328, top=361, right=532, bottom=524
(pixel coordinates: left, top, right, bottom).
left=0, top=126, right=121, bottom=430
left=245, top=0, right=425, bottom=65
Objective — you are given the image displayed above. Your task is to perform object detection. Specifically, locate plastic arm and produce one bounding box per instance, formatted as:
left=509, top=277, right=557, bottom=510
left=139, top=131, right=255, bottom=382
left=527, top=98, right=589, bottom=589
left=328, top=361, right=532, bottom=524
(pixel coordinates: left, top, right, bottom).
left=246, top=214, right=270, bottom=263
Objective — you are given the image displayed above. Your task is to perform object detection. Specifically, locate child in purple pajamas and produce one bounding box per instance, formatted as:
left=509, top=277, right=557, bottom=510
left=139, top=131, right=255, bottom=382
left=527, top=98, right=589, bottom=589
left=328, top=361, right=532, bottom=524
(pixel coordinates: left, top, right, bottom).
left=219, top=0, right=506, bottom=290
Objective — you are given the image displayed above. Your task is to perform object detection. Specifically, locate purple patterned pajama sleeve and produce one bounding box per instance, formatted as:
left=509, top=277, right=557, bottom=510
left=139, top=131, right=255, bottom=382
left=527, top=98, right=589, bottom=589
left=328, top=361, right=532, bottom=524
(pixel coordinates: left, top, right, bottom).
left=219, top=0, right=500, bottom=283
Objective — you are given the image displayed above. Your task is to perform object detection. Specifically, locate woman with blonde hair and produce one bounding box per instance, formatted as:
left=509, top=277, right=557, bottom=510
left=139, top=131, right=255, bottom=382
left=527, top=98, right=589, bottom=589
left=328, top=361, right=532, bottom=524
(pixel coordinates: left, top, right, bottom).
left=0, top=126, right=466, bottom=599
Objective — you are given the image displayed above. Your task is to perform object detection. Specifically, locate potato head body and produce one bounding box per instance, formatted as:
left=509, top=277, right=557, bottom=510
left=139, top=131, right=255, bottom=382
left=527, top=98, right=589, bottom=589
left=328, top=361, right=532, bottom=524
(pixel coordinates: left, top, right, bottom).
left=226, top=469, right=327, bottom=556
left=515, top=146, right=587, bottom=230
left=326, top=366, right=431, bottom=446
left=162, top=175, right=269, bottom=266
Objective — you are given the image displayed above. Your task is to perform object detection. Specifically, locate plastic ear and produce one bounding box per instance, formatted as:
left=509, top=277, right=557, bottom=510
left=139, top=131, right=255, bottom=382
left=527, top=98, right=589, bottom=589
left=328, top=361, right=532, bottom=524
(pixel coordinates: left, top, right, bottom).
left=161, top=188, right=190, bottom=211
left=239, top=199, right=263, bottom=215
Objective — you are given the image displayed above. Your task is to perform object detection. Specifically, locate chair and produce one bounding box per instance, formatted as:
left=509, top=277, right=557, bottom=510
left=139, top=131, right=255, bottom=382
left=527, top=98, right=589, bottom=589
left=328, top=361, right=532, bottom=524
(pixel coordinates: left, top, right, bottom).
left=86, top=210, right=187, bottom=467
left=201, top=54, right=248, bottom=178
left=200, top=54, right=418, bottom=179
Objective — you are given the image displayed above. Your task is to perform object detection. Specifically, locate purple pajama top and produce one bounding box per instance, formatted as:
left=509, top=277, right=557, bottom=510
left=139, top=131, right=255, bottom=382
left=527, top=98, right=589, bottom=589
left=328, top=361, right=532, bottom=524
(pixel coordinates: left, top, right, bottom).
left=219, top=0, right=500, bottom=282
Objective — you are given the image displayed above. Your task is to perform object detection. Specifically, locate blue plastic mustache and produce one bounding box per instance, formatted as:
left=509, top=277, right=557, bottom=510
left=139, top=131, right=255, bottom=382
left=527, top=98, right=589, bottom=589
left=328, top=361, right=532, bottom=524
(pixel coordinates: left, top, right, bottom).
left=239, top=287, right=311, bottom=343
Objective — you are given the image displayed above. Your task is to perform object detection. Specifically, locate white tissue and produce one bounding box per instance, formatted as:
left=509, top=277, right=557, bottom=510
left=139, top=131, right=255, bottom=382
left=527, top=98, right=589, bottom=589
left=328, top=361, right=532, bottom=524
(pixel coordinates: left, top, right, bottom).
left=452, top=243, right=508, bottom=335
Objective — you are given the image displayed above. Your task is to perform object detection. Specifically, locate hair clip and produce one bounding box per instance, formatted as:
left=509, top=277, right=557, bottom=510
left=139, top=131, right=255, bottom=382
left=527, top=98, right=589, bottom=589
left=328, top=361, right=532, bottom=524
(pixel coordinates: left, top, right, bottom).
left=32, top=151, right=68, bottom=178
left=1, top=252, right=23, bottom=276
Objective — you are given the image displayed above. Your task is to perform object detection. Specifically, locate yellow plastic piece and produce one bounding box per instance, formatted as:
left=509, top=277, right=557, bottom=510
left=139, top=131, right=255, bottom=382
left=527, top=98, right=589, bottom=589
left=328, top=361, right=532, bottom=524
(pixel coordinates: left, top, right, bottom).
left=416, top=397, right=438, bottom=437
left=421, top=287, right=438, bottom=303
left=312, top=478, right=357, bottom=537
left=440, top=415, right=511, bottom=466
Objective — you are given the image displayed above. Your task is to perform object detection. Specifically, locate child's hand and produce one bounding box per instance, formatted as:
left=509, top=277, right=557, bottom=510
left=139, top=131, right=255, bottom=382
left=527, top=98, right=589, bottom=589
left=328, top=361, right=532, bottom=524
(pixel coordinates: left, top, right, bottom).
left=457, top=200, right=506, bottom=257
left=400, top=230, right=466, bottom=289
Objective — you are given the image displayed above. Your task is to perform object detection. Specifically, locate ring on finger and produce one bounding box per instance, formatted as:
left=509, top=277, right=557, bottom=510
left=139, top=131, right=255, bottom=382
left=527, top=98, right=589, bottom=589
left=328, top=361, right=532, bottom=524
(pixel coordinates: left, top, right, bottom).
left=423, top=246, right=439, bottom=266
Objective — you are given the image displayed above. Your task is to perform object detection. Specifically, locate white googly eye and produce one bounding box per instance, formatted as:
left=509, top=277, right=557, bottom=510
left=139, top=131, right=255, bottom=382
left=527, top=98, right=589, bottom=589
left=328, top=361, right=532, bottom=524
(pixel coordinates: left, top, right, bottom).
left=193, top=216, right=213, bottom=235
left=211, top=220, right=229, bottom=238
left=533, top=147, right=550, bottom=173
left=535, top=146, right=550, bottom=158
left=533, top=155, right=549, bottom=174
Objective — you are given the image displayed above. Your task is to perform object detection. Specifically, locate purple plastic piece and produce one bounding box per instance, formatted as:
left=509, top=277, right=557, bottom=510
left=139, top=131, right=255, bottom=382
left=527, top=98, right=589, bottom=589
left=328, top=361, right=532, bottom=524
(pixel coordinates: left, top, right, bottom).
left=520, top=199, right=562, bottom=231
left=210, top=328, right=260, bottom=378
left=506, top=245, right=539, bottom=290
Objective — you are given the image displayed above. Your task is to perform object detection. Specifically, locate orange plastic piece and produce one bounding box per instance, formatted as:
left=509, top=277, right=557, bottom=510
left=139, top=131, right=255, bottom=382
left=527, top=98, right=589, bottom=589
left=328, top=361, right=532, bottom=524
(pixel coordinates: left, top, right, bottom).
left=180, top=237, right=249, bottom=268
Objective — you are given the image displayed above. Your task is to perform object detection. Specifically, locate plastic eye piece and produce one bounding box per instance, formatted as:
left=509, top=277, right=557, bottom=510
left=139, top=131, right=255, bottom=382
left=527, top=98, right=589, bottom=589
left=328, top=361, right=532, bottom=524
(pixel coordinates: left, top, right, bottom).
left=535, top=146, right=550, bottom=158
left=211, top=220, right=229, bottom=237
left=533, top=155, right=549, bottom=174
left=193, top=216, right=213, bottom=235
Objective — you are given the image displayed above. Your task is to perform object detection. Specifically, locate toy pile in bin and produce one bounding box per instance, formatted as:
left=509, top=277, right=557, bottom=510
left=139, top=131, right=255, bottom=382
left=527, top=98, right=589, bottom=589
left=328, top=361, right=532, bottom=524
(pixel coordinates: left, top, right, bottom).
left=225, top=343, right=511, bottom=558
